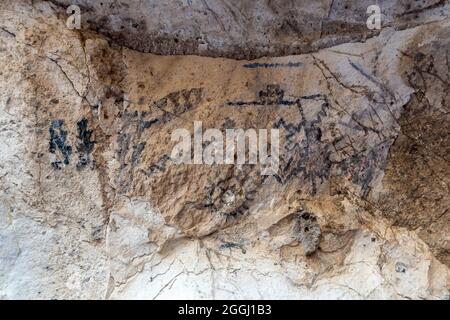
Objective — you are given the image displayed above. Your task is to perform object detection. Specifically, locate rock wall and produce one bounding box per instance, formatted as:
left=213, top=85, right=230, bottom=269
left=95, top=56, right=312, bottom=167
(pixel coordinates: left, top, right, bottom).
left=51, top=0, right=449, bottom=59
left=0, top=0, right=449, bottom=299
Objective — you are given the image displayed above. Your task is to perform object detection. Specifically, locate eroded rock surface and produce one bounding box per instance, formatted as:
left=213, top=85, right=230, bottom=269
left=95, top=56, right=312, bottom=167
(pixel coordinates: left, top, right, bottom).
left=51, top=0, right=449, bottom=59
left=0, top=0, right=449, bottom=299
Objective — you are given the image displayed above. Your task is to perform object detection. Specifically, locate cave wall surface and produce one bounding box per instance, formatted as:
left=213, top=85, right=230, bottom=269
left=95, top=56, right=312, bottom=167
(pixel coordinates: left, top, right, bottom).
left=50, top=0, right=449, bottom=59
left=0, top=0, right=449, bottom=299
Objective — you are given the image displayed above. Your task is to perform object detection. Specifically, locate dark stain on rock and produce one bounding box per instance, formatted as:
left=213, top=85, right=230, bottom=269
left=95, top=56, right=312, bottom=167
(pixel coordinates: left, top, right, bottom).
left=142, top=154, right=171, bottom=176
left=273, top=93, right=332, bottom=195
left=243, top=62, right=303, bottom=69
left=219, top=242, right=246, bottom=254
left=228, top=86, right=336, bottom=195
left=139, top=118, right=159, bottom=133
left=153, top=87, right=203, bottom=117
left=76, top=118, right=96, bottom=170
left=117, top=132, right=131, bottom=170
left=293, top=211, right=321, bottom=256
left=203, top=166, right=262, bottom=223
left=131, top=142, right=146, bottom=165
left=49, top=120, right=72, bottom=170
left=339, top=142, right=389, bottom=198
left=395, top=262, right=407, bottom=273
left=228, top=84, right=299, bottom=106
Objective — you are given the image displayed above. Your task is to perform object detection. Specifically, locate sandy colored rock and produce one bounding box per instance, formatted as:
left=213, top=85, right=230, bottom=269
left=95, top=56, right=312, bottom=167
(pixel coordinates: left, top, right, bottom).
left=0, top=0, right=449, bottom=299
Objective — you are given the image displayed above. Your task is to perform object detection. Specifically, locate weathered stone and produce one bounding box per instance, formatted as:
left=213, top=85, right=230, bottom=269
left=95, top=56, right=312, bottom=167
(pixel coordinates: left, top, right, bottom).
left=51, top=0, right=449, bottom=59
left=0, top=0, right=448, bottom=299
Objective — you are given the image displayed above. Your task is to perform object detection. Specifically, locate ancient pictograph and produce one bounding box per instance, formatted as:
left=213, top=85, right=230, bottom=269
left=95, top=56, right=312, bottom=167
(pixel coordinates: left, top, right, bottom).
left=228, top=85, right=332, bottom=194
left=76, top=118, right=96, bottom=169
left=48, top=120, right=72, bottom=170
left=48, top=118, right=95, bottom=170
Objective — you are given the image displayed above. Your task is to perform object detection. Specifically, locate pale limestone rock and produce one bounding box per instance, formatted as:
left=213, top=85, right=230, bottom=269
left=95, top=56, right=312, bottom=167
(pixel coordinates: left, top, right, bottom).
left=0, top=0, right=449, bottom=299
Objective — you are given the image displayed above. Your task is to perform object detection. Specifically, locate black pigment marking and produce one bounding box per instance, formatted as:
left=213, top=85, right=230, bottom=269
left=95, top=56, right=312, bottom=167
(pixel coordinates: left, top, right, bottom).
left=339, top=141, right=389, bottom=198
left=227, top=85, right=327, bottom=107
left=227, top=84, right=300, bottom=106
left=348, top=60, right=385, bottom=91
left=200, top=166, right=262, bottom=222
left=222, top=117, right=236, bottom=128
left=143, top=155, right=171, bottom=176
left=124, top=88, right=203, bottom=173
left=105, top=87, right=125, bottom=105
left=395, top=262, right=407, bottom=273
left=219, top=242, right=246, bottom=254
left=139, top=118, right=159, bottom=132
left=228, top=84, right=382, bottom=196
left=49, top=120, right=72, bottom=170
left=273, top=93, right=332, bottom=194
left=227, top=85, right=335, bottom=194
left=112, top=88, right=201, bottom=193
left=134, top=88, right=205, bottom=130
left=76, top=118, right=95, bottom=170
left=152, top=87, right=203, bottom=118
left=131, top=142, right=146, bottom=165
left=243, top=62, right=303, bottom=69
left=117, top=132, right=131, bottom=170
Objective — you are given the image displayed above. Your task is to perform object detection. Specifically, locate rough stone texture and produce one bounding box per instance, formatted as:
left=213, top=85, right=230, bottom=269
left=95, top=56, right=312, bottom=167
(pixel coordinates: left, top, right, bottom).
left=50, top=0, right=450, bottom=59
left=0, top=0, right=449, bottom=299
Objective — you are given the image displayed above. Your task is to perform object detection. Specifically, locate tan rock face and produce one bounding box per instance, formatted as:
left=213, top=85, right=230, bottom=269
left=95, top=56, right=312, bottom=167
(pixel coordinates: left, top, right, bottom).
left=0, top=0, right=449, bottom=299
